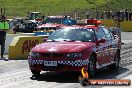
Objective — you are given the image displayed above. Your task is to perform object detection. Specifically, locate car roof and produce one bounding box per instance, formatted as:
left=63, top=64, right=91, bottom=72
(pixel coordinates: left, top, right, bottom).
left=46, top=16, right=64, bottom=18
left=39, top=23, right=63, bottom=28
left=61, top=25, right=99, bottom=30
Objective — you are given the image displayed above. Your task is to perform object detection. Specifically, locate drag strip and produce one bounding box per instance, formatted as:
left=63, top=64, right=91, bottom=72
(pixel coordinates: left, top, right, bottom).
left=0, top=41, right=132, bottom=88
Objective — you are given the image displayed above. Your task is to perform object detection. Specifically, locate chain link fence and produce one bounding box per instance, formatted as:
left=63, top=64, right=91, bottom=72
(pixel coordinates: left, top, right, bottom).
left=1, top=5, right=132, bottom=22
left=71, top=9, right=132, bottom=21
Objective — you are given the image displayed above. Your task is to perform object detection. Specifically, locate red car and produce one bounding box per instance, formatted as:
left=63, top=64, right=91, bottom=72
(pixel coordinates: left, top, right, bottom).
left=28, top=25, right=121, bottom=77
left=37, top=23, right=63, bottom=30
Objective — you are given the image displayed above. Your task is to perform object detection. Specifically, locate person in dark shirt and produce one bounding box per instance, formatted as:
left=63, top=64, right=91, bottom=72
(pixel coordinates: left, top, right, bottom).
left=0, top=30, right=7, bottom=60
left=0, top=14, right=8, bottom=61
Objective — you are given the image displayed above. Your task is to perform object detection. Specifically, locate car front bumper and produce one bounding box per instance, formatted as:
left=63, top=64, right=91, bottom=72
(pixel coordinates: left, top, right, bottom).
left=28, top=59, right=89, bottom=71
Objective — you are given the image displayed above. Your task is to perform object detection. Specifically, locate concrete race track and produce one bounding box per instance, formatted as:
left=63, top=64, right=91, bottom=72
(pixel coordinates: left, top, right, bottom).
left=0, top=32, right=132, bottom=88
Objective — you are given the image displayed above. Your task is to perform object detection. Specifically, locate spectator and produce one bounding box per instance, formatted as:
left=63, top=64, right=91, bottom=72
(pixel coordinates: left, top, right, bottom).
left=0, top=14, right=8, bottom=61
left=117, top=9, right=121, bottom=20
left=129, top=10, right=132, bottom=21
left=111, top=10, right=115, bottom=20
left=104, top=9, right=108, bottom=19
left=13, top=24, right=19, bottom=34
left=41, top=14, right=45, bottom=20
left=0, top=30, right=7, bottom=60
left=95, top=9, right=99, bottom=19
left=125, top=9, right=129, bottom=21
left=86, top=9, right=90, bottom=19
left=107, top=10, right=111, bottom=19
left=64, top=15, right=67, bottom=19
left=120, top=10, right=125, bottom=21
left=101, top=11, right=104, bottom=19
left=1, top=14, right=6, bottom=21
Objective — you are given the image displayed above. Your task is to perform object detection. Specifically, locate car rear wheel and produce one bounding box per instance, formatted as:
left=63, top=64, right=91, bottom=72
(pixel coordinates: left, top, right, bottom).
left=88, top=56, right=96, bottom=78
left=31, top=70, right=41, bottom=77
left=109, top=51, right=120, bottom=69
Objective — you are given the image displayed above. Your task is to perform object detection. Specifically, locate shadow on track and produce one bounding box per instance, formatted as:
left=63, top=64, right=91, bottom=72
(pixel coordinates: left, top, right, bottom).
left=30, top=67, right=129, bottom=83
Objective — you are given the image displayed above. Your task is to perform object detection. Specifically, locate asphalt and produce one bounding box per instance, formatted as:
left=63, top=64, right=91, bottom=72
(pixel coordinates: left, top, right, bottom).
left=0, top=32, right=132, bottom=88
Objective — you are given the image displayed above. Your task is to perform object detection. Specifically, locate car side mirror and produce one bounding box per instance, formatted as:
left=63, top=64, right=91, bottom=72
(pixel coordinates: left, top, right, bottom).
left=98, top=39, right=106, bottom=43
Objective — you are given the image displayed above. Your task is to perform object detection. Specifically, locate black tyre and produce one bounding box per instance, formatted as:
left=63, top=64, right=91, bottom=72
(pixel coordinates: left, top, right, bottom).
left=78, top=75, right=91, bottom=86
left=109, top=51, right=120, bottom=69
left=31, top=70, right=41, bottom=77
left=88, top=56, right=96, bottom=78
left=79, top=77, right=88, bottom=86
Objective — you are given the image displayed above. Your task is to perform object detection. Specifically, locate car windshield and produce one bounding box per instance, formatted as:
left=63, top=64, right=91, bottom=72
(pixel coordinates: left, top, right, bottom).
left=48, top=28, right=95, bottom=42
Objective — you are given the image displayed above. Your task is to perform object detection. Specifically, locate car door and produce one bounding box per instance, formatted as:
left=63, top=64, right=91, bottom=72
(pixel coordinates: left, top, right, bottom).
left=102, top=27, right=113, bottom=63
left=95, top=27, right=108, bottom=68
left=102, top=27, right=117, bottom=62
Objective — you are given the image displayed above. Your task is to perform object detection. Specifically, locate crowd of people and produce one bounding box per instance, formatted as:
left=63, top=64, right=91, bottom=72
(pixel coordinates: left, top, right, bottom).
left=85, top=9, right=132, bottom=21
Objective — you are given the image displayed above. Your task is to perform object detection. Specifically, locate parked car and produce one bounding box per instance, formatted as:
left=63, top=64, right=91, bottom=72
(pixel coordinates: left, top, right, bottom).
left=18, top=21, right=37, bottom=33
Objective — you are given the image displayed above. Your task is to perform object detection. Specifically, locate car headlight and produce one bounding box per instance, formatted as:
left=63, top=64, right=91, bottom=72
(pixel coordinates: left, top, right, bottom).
left=29, top=52, right=40, bottom=58
left=67, top=53, right=82, bottom=58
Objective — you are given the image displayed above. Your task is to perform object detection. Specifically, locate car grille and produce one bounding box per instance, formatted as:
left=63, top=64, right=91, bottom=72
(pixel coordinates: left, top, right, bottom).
left=40, top=53, right=64, bottom=58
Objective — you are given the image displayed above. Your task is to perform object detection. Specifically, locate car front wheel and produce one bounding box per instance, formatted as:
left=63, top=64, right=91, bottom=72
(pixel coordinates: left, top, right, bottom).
left=31, top=70, right=41, bottom=77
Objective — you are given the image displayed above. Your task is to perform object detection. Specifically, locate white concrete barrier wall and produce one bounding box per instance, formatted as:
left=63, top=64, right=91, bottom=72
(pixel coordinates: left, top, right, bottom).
left=0, top=33, right=35, bottom=54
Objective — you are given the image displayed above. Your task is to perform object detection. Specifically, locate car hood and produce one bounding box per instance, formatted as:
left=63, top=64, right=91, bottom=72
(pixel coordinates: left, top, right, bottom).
left=31, top=42, right=94, bottom=53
